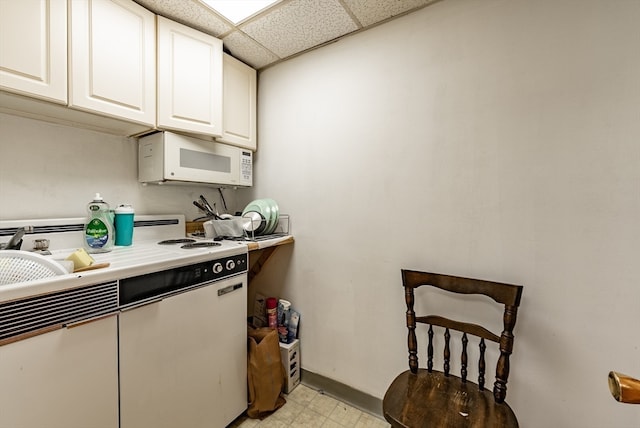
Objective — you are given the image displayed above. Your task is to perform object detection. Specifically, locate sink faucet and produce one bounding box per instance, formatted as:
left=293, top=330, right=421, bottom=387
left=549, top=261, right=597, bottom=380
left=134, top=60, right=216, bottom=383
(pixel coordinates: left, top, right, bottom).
left=1, top=226, right=34, bottom=250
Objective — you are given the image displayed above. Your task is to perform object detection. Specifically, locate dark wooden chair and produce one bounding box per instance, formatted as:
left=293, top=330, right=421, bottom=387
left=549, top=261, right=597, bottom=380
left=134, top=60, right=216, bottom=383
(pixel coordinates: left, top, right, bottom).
left=383, top=269, right=524, bottom=428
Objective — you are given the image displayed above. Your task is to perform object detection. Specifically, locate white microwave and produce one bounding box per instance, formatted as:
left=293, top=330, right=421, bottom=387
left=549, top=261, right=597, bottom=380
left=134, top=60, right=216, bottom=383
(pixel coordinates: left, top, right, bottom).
left=138, top=131, right=252, bottom=187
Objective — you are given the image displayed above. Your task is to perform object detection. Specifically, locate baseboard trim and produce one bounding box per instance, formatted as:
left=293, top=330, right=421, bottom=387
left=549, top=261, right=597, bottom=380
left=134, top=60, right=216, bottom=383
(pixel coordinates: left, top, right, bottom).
left=300, top=369, right=383, bottom=418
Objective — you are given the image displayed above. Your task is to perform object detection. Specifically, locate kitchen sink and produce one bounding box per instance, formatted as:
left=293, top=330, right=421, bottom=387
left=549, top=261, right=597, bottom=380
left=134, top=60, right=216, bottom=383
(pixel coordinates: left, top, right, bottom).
left=0, top=250, right=68, bottom=286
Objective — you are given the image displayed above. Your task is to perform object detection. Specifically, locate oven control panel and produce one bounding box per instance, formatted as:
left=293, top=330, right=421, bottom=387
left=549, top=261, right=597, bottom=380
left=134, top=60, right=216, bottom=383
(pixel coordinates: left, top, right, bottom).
left=119, top=253, right=248, bottom=307
left=205, top=254, right=246, bottom=279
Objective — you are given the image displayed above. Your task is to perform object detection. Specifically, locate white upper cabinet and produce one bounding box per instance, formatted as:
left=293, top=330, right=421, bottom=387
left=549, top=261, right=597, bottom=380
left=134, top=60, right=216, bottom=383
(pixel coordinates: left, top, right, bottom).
left=69, top=0, right=156, bottom=126
left=1, top=1, right=251, bottom=142
left=0, top=0, right=67, bottom=103
left=157, top=16, right=223, bottom=137
left=218, top=54, right=257, bottom=151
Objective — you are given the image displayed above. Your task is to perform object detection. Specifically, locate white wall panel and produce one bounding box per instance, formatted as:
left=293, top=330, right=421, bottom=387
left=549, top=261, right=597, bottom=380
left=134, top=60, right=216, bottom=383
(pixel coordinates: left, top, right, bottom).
left=0, top=114, right=240, bottom=220
left=250, top=0, right=640, bottom=426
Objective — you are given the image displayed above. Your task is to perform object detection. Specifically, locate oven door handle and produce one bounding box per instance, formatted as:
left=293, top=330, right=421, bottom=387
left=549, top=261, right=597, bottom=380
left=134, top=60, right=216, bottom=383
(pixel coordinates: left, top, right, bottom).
left=218, top=282, right=243, bottom=297
left=120, top=298, right=163, bottom=312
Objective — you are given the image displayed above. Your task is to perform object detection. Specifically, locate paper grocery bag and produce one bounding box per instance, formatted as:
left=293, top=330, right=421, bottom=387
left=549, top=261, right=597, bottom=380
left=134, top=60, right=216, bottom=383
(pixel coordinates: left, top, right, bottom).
left=247, top=327, right=286, bottom=419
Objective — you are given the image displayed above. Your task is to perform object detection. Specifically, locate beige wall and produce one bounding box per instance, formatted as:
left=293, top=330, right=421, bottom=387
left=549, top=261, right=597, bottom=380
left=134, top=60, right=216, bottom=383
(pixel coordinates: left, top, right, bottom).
left=1, top=0, right=638, bottom=425
left=0, top=113, right=242, bottom=220
left=251, top=0, right=640, bottom=426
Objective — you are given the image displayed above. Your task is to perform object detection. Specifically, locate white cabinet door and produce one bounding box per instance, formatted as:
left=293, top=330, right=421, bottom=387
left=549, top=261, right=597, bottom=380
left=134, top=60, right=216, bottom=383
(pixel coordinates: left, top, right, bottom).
left=0, top=316, right=119, bottom=428
left=157, top=16, right=223, bottom=137
left=69, top=0, right=156, bottom=126
left=218, top=54, right=257, bottom=150
left=119, top=275, right=247, bottom=428
left=0, top=0, right=67, bottom=103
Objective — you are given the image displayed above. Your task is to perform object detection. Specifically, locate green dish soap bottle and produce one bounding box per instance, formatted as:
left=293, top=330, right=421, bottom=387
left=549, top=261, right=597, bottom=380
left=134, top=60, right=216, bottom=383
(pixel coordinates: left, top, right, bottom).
left=84, top=193, right=114, bottom=253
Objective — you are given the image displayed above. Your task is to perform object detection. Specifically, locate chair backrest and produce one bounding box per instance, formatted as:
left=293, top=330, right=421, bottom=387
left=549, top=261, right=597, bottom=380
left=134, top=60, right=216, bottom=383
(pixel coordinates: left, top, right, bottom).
left=401, top=269, right=523, bottom=403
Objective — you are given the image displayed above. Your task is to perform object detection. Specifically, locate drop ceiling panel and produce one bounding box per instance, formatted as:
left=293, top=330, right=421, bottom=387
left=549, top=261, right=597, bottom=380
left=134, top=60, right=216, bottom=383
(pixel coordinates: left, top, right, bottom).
left=222, top=30, right=280, bottom=70
left=240, top=0, right=359, bottom=59
left=133, top=0, right=441, bottom=69
left=135, top=0, right=232, bottom=36
left=342, top=0, right=437, bottom=27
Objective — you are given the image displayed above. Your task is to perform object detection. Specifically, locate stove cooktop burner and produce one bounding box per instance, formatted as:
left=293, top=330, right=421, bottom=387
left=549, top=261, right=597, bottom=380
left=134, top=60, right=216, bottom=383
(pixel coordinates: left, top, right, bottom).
left=181, top=242, right=222, bottom=249
left=158, top=239, right=196, bottom=245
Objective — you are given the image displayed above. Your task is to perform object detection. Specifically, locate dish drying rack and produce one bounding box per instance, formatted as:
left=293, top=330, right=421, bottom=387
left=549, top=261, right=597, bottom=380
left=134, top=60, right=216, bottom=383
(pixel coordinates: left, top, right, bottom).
left=187, top=214, right=290, bottom=241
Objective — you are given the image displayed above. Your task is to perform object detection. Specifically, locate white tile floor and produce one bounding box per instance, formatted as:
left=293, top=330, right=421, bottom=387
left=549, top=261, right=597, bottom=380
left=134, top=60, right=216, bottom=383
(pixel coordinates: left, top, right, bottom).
left=228, top=384, right=390, bottom=428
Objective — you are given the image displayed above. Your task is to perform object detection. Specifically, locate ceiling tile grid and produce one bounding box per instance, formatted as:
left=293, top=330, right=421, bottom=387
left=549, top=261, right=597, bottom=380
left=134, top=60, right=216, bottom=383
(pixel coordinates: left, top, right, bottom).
left=343, top=0, right=438, bottom=27
left=135, top=0, right=232, bottom=35
left=222, top=30, right=281, bottom=70
left=133, top=0, right=440, bottom=69
left=240, top=0, right=359, bottom=59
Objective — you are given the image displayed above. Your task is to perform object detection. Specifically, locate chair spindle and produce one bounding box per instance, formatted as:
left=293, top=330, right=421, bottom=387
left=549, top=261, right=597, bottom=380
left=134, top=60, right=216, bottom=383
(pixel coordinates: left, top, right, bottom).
left=427, top=324, right=434, bottom=372
left=405, top=286, right=418, bottom=374
left=494, top=305, right=518, bottom=403
left=461, top=332, right=468, bottom=382
left=479, top=338, right=486, bottom=390
left=444, top=328, right=450, bottom=376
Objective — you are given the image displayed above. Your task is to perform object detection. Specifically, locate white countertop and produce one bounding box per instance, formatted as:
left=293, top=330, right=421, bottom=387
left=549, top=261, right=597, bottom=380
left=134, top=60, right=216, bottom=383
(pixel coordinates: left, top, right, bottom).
left=0, top=215, right=293, bottom=303
left=0, top=239, right=248, bottom=303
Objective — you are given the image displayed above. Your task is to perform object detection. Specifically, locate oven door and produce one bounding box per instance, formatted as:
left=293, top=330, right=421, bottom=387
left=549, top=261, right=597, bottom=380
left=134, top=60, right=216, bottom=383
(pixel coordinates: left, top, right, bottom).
left=119, top=273, right=247, bottom=428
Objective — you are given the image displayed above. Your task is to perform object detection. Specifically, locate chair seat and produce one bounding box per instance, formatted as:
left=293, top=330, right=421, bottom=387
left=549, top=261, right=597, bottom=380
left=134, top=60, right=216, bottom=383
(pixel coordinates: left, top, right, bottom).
left=383, top=369, right=519, bottom=428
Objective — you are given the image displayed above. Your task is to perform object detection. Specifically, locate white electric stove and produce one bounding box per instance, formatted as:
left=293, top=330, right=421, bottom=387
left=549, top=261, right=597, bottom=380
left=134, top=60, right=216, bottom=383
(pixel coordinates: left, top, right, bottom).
left=0, top=214, right=249, bottom=428
left=0, top=214, right=248, bottom=302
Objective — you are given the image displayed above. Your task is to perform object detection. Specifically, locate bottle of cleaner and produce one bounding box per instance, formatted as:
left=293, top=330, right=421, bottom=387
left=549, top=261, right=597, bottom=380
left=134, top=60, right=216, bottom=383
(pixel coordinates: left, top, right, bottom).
left=84, top=193, right=114, bottom=253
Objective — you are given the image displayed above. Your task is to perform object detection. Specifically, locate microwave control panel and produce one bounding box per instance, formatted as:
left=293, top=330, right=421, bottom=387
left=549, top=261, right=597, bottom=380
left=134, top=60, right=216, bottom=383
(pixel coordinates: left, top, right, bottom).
left=240, top=150, right=253, bottom=187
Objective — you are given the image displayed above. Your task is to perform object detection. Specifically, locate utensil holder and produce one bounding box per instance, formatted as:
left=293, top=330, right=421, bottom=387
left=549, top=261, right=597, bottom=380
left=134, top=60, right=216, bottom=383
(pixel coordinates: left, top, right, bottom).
left=204, top=217, right=244, bottom=238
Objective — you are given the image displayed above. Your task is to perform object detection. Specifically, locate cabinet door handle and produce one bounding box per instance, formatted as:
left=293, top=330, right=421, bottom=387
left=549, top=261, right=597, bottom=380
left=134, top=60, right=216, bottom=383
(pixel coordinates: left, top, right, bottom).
left=0, top=324, right=62, bottom=346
